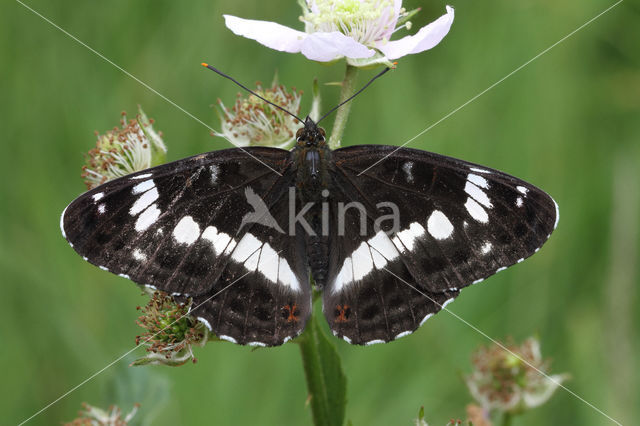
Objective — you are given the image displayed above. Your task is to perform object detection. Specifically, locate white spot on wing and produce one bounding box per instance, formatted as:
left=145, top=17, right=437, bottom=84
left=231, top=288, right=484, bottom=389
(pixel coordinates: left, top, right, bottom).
left=516, top=196, right=523, bottom=207
left=133, top=249, right=147, bottom=262
left=130, top=187, right=159, bottom=215
left=427, top=210, right=454, bottom=240
left=496, top=266, right=507, bottom=273
left=465, top=181, right=492, bottom=208
left=97, top=204, right=106, bottom=214
left=278, top=257, right=300, bottom=292
left=419, top=313, right=434, bottom=326
left=247, top=341, right=266, bottom=347
left=351, top=242, right=374, bottom=282
left=480, top=241, right=492, bottom=254
left=396, top=222, right=426, bottom=251
left=332, top=231, right=401, bottom=294
left=202, top=226, right=232, bottom=255
left=516, top=185, right=529, bottom=195
left=60, top=204, right=68, bottom=239
left=470, top=167, right=491, bottom=174
left=92, top=192, right=104, bottom=202
left=231, top=233, right=262, bottom=263
left=220, top=335, right=237, bottom=343
left=132, top=179, right=155, bottom=194
left=99, top=265, right=108, bottom=271
left=210, top=165, right=220, bottom=184
left=342, top=336, right=352, bottom=344
left=467, top=173, right=489, bottom=189
left=333, top=257, right=354, bottom=294
left=368, top=231, right=400, bottom=260
left=465, top=198, right=488, bottom=223
left=257, top=243, right=279, bottom=283
left=391, top=236, right=404, bottom=252
left=472, top=278, right=484, bottom=285
left=441, top=298, right=454, bottom=309
left=244, top=249, right=261, bottom=271
left=131, top=173, right=152, bottom=180
left=173, top=216, right=201, bottom=245
left=402, top=161, right=414, bottom=183
left=394, top=331, right=412, bottom=340
left=552, top=197, right=560, bottom=230
left=135, top=203, right=161, bottom=232
left=197, top=316, right=212, bottom=331
left=365, top=339, right=385, bottom=346
left=370, top=249, right=387, bottom=269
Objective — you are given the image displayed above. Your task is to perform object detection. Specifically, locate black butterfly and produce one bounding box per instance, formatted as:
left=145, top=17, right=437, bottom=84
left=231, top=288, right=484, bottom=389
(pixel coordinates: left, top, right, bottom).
left=61, top=113, right=558, bottom=347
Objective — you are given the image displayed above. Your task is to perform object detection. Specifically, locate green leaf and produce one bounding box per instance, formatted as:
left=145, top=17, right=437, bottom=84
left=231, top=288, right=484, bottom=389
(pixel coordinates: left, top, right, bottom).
left=298, top=305, right=347, bottom=426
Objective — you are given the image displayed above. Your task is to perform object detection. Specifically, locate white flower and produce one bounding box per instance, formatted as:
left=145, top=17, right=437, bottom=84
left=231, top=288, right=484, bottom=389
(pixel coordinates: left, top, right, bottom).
left=224, top=1, right=454, bottom=66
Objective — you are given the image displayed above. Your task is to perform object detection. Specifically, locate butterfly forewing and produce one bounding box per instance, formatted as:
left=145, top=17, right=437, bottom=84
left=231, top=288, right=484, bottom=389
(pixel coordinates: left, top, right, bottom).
left=62, top=147, right=311, bottom=346
left=323, top=145, right=558, bottom=344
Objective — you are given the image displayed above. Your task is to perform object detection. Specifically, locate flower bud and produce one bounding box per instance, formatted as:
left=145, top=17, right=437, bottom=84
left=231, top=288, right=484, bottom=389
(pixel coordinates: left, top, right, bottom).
left=214, top=80, right=302, bottom=149
left=82, top=106, right=167, bottom=189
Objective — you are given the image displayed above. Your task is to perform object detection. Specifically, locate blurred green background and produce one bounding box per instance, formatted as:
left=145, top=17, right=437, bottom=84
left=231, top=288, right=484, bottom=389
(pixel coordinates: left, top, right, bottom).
left=1, top=0, right=638, bottom=425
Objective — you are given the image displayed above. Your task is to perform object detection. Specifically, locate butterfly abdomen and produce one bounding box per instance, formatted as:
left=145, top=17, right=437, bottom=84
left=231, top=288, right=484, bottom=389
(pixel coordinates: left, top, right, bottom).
left=306, top=231, right=330, bottom=289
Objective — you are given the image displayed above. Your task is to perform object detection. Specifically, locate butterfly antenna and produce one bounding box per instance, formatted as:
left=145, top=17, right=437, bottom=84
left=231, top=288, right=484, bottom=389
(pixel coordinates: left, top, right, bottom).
left=202, top=63, right=304, bottom=124
left=317, top=65, right=394, bottom=124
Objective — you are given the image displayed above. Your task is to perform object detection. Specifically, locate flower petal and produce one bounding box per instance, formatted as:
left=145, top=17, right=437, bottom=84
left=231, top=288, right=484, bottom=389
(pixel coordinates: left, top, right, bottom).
left=223, top=15, right=306, bottom=53
left=301, top=32, right=374, bottom=62
left=377, top=5, right=455, bottom=60
left=376, top=0, right=403, bottom=43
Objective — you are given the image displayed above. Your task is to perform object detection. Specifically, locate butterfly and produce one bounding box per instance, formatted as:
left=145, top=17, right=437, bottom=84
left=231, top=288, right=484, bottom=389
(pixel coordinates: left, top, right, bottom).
left=61, top=111, right=558, bottom=347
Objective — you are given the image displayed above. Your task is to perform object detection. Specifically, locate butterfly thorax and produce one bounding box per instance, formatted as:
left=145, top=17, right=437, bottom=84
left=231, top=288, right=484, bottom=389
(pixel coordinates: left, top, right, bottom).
left=292, top=116, right=331, bottom=203
left=291, top=117, right=333, bottom=289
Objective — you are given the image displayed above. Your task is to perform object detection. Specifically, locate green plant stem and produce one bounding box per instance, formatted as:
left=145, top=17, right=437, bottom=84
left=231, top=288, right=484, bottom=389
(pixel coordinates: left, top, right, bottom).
left=298, top=306, right=347, bottom=426
left=502, top=412, right=513, bottom=426
left=329, top=64, right=359, bottom=149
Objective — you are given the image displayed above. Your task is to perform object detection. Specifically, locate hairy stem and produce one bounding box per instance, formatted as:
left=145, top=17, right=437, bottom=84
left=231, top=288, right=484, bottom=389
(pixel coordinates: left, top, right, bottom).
left=298, top=305, right=347, bottom=426
left=329, top=64, right=359, bottom=149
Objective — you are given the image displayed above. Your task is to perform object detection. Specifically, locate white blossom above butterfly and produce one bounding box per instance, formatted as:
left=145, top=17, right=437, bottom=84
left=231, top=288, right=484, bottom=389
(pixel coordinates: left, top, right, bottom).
left=224, top=1, right=454, bottom=65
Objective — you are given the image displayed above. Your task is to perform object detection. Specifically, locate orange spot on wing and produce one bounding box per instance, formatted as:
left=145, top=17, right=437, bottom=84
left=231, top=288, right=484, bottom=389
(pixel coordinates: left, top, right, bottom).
left=335, top=304, right=351, bottom=323
left=282, top=303, right=300, bottom=322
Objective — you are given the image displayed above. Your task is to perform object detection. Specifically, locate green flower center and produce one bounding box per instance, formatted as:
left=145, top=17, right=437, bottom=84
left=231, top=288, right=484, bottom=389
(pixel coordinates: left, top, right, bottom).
left=301, top=0, right=396, bottom=45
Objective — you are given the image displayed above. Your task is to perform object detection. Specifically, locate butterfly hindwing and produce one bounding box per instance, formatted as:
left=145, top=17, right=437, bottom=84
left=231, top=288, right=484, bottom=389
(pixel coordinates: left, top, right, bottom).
left=322, top=177, right=456, bottom=344
left=323, top=145, right=558, bottom=344
left=62, top=147, right=311, bottom=346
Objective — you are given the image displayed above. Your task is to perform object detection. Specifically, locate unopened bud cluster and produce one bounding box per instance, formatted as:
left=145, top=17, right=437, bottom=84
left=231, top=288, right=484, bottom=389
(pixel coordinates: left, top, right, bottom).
left=132, top=291, right=208, bottom=366
left=214, top=81, right=302, bottom=148
left=82, top=107, right=167, bottom=189
left=64, top=402, right=139, bottom=426
left=465, top=337, right=567, bottom=415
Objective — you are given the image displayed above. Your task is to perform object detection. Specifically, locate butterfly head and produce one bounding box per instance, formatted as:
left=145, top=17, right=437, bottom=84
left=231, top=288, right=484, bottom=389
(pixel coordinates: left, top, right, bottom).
left=296, top=116, right=326, bottom=148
